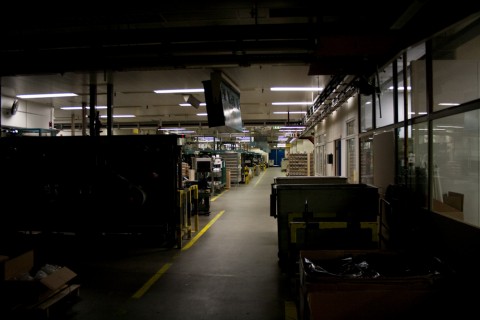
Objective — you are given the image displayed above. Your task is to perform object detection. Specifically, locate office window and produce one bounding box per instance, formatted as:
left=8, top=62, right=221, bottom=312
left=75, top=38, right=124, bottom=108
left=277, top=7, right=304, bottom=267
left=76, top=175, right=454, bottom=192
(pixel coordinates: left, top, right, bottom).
left=408, top=43, right=427, bottom=119
left=431, top=18, right=480, bottom=111
left=376, top=63, right=395, bottom=127
left=360, top=95, right=373, bottom=132
left=431, top=110, right=480, bottom=226
left=397, top=123, right=428, bottom=208
left=360, top=135, right=373, bottom=185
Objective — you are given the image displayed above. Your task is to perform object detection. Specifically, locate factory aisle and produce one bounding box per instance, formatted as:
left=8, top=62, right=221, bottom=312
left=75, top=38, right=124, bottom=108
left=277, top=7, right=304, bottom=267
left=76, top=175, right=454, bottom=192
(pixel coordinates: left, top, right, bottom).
left=138, top=166, right=288, bottom=320
left=56, top=166, right=291, bottom=320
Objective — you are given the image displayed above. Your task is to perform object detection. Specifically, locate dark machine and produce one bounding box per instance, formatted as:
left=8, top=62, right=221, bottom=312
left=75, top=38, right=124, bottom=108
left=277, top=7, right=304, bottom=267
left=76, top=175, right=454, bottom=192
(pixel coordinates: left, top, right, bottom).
left=0, top=135, right=182, bottom=245
left=194, top=157, right=213, bottom=215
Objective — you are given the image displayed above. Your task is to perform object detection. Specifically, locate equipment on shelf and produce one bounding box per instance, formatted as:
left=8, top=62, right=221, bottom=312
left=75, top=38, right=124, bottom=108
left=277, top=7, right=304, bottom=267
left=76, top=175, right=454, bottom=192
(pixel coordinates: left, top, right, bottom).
left=194, top=157, right=213, bottom=215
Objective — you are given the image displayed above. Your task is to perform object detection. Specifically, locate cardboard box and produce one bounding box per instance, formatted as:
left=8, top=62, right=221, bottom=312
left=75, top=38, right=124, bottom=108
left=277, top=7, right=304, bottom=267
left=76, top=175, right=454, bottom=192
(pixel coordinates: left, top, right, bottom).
left=299, top=250, right=443, bottom=320
left=3, top=250, right=34, bottom=281
left=0, top=250, right=77, bottom=304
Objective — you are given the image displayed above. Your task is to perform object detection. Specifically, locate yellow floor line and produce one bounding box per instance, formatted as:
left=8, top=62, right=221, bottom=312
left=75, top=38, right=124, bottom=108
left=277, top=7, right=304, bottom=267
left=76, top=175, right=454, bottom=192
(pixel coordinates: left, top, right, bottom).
left=181, top=210, right=225, bottom=251
left=211, top=190, right=228, bottom=202
left=131, top=262, right=173, bottom=299
left=131, top=210, right=225, bottom=299
left=284, top=300, right=298, bottom=320
left=254, top=170, right=266, bottom=187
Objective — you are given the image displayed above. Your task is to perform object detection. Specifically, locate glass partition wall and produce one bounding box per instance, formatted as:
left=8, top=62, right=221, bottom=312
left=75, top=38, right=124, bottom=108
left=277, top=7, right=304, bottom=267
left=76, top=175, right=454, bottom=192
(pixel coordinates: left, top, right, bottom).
left=360, top=13, right=480, bottom=228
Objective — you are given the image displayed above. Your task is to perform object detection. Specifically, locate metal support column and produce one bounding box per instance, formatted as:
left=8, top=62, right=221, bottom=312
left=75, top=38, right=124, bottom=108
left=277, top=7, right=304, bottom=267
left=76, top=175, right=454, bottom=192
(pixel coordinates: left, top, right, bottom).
left=89, top=73, right=97, bottom=136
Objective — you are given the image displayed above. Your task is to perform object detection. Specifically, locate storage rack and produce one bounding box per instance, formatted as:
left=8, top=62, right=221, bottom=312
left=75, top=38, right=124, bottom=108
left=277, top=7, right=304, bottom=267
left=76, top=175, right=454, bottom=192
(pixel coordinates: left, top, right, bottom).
left=287, top=153, right=313, bottom=176
left=222, top=152, right=242, bottom=184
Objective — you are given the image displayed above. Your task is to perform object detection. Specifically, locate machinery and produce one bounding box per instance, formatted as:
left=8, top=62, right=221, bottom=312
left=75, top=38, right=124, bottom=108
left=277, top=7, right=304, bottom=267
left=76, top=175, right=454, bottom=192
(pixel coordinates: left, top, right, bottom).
left=194, top=157, right=213, bottom=215
left=270, top=176, right=379, bottom=272
left=0, top=135, right=182, bottom=246
left=212, top=155, right=225, bottom=192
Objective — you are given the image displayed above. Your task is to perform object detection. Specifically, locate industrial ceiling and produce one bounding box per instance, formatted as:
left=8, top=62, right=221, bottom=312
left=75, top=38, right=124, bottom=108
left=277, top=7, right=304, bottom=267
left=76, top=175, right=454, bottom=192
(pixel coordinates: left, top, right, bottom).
left=1, top=1, right=479, bottom=145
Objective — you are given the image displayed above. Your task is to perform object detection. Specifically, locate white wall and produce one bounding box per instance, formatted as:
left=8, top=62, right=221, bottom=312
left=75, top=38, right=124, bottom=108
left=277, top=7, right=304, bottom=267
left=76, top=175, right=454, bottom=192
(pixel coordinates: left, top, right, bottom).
left=1, top=96, right=52, bottom=129
left=313, top=95, right=358, bottom=178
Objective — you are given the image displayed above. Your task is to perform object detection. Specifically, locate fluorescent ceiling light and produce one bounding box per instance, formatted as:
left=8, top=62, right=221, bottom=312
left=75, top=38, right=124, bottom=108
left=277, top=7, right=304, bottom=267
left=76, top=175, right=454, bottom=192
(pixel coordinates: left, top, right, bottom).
left=272, top=102, right=313, bottom=106
left=179, top=103, right=206, bottom=107
left=99, top=115, right=135, bottom=118
left=158, top=127, right=186, bottom=131
left=277, top=143, right=286, bottom=147
left=17, top=93, right=78, bottom=98
left=154, top=88, right=204, bottom=94
left=198, top=137, right=214, bottom=142
left=61, top=106, right=107, bottom=110
left=408, top=112, right=428, bottom=115
left=388, top=86, right=411, bottom=91
left=418, top=128, right=446, bottom=131
left=273, top=111, right=307, bottom=114
left=279, top=126, right=305, bottom=129
left=279, top=129, right=304, bottom=132
left=438, top=103, right=460, bottom=106
left=270, top=87, right=323, bottom=92
left=196, top=113, right=207, bottom=116
left=437, top=125, right=463, bottom=129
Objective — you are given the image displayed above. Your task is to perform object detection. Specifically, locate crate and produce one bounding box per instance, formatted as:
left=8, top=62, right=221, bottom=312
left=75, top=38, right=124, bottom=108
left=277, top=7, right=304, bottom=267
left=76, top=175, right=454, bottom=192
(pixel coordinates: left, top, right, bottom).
left=299, top=250, right=445, bottom=320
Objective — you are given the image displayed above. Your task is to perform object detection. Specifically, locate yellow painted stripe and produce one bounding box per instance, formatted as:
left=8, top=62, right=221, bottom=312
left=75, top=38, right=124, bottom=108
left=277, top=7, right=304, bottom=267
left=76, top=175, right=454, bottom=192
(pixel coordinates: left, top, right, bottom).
left=284, top=300, right=298, bottom=320
left=131, top=262, right=173, bottom=299
left=211, top=189, right=228, bottom=202
left=254, top=170, right=266, bottom=186
left=131, top=210, right=225, bottom=299
left=181, top=210, right=225, bottom=251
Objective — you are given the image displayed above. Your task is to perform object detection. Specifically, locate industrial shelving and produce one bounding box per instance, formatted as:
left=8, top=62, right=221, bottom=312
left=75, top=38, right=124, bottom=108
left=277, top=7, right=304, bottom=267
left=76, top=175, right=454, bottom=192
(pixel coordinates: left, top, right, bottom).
left=222, top=152, right=242, bottom=184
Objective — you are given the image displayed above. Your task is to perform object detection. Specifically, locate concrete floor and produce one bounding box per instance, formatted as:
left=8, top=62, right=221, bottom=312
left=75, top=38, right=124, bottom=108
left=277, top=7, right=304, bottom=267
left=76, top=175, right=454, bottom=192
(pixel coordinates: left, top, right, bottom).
left=3, top=167, right=293, bottom=319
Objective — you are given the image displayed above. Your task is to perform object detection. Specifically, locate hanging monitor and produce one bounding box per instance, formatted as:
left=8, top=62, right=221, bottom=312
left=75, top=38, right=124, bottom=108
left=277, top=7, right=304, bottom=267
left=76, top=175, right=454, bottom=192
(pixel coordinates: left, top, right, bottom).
left=202, top=71, right=243, bottom=133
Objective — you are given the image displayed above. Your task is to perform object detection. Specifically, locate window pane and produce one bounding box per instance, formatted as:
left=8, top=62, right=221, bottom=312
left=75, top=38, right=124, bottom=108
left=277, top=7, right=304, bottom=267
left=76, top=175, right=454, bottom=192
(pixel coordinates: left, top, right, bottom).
left=431, top=110, right=480, bottom=226
left=376, top=63, right=395, bottom=127
left=432, top=18, right=480, bottom=111
left=360, top=135, right=373, bottom=185
left=347, top=138, right=356, bottom=183
left=360, top=95, right=373, bottom=132
left=408, top=43, right=427, bottom=119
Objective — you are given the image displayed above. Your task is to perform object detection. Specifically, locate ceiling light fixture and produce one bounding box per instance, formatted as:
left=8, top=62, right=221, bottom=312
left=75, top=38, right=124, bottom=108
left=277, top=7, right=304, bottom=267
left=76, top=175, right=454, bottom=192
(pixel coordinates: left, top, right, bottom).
left=99, top=115, right=135, bottom=118
left=438, top=103, right=460, bottom=106
left=158, top=127, right=186, bottom=131
left=272, top=102, right=314, bottom=106
left=179, top=103, right=207, bottom=107
left=61, top=106, right=108, bottom=110
left=387, top=86, right=411, bottom=91
left=279, top=128, right=304, bottom=132
left=17, top=93, right=78, bottom=98
left=273, top=111, right=307, bottom=114
left=270, top=87, right=323, bottom=92
left=154, top=88, right=204, bottom=94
